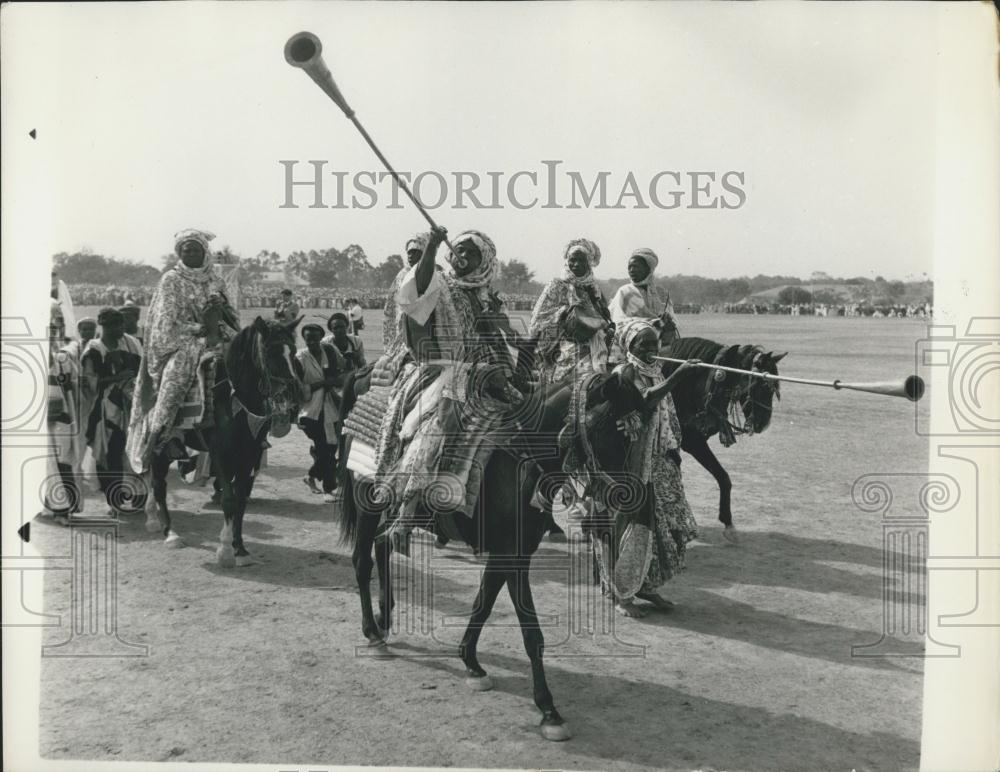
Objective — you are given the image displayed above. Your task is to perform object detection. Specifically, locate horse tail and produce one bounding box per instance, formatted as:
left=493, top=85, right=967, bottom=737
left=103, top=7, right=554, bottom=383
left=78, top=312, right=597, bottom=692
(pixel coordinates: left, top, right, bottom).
left=338, top=470, right=359, bottom=547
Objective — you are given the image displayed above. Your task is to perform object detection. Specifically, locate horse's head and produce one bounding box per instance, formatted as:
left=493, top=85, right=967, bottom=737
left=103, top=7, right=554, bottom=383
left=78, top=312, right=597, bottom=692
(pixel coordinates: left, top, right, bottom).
left=227, top=316, right=307, bottom=417
left=736, top=347, right=786, bottom=434
left=251, top=315, right=304, bottom=392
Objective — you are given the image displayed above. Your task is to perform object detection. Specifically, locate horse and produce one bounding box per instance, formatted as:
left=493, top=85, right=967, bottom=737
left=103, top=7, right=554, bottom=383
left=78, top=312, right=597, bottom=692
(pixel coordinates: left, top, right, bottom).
left=145, top=316, right=305, bottom=567
left=660, top=337, right=786, bottom=541
left=337, top=367, right=648, bottom=742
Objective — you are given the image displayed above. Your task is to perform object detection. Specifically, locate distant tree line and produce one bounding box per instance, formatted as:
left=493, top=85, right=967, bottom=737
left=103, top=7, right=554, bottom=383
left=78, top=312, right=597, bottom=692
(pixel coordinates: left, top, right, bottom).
left=53, top=250, right=161, bottom=286
left=54, top=246, right=545, bottom=296
left=52, top=248, right=930, bottom=305
left=599, top=274, right=929, bottom=307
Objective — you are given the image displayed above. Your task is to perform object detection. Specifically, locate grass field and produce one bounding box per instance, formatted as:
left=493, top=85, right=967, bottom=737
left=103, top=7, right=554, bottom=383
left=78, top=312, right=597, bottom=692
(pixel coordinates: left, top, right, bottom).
left=35, top=309, right=930, bottom=770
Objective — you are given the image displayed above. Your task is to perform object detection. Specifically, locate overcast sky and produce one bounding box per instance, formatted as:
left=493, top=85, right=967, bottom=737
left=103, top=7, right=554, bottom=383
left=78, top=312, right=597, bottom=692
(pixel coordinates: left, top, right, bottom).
left=3, top=2, right=939, bottom=281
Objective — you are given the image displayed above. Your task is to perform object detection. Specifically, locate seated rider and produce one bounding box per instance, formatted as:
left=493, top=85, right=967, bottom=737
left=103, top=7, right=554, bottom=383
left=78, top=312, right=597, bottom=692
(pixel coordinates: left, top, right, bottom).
left=370, top=225, right=522, bottom=538
left=126, top=229, right=240, bottom=473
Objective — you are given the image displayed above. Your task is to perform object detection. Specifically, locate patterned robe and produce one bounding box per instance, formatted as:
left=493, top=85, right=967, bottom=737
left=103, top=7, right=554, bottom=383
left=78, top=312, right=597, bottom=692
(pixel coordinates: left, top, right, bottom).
left=384, top=266, right=518, bottom=520
left=343, top=255, right=518, bottom=533
left=592, top=361, right=698, bottom=603
left=82, top=335, right=143, bottom=468
left=126, top=266, right=232, bottom=473
left=382, top=267, right=407, bottom=350
left=529, top=276, right=612, bottom=383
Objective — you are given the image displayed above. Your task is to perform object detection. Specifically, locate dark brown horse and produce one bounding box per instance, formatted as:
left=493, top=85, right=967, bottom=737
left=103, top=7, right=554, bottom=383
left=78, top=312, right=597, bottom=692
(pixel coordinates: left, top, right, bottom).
left=661, top=337, right=786, bottom=542
left=338, top=369, right=647, bottom=742
left=145, top=316, right=305, bottom=566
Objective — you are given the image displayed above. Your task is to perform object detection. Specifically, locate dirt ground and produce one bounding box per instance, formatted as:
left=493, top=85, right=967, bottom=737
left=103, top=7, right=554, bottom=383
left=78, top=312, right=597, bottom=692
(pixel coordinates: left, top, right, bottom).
left=33, top=311, right=928, bottom=771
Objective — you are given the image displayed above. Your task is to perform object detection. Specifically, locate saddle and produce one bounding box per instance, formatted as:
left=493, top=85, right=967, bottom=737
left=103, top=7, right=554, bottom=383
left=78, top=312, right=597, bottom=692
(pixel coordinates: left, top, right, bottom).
left=178, top=354, right=224, bottom=453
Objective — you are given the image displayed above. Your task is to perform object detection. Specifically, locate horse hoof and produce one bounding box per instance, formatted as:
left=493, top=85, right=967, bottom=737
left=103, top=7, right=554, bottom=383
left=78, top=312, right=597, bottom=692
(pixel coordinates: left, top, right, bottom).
left=723, top=526, right=740, bottom=544
left=145, top=517, right=161, bottom=533
left=464, top=674, right=494, bottom=692
left=366, top=640, right=391, bottom=658
left=217, top=548, right=236, bottom=568
left=540, top=722, right=572, bottom=742
left=235, top=554, right=258, bottom=567
left=164, top=531, right=184, bottom=549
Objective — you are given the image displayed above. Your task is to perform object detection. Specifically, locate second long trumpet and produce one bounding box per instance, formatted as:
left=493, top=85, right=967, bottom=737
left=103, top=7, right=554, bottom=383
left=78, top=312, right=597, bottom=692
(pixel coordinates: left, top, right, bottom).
left=653, top=356, right=925, bottom=402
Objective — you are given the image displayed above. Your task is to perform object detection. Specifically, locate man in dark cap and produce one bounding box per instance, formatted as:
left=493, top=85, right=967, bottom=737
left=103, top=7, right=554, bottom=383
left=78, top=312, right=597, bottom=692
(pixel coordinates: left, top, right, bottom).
left=81, top=307, right=144, bottom=516
left=296, top=322, right=344, bottom=501
left=77, top=317, right=98, bottom=345
left=119, top=304, right=143, bottom=344
left=323, top=312, right=367, bottom=373
left=274, top=289, right=300, bottom=323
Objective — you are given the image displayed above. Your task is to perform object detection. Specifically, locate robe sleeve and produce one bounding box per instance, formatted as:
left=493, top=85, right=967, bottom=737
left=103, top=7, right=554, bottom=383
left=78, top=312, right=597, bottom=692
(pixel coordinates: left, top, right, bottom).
left=528, top=280, right=572, bottom=362
left=382, top=269, right=406, bottom=348
left=528, top=280, right=568, bottom=337
left=609, top=286, right=631, bottom=324
left=143, top=272, right=205, bottom=374
left=396, top=263, right=444, bottom=327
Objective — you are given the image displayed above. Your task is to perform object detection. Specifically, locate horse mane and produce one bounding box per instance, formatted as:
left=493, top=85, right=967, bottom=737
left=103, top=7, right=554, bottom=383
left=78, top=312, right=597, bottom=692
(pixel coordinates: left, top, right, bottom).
left=226, top=323, right=279, bottom=400
left=663, top=336, right=725, bottom=365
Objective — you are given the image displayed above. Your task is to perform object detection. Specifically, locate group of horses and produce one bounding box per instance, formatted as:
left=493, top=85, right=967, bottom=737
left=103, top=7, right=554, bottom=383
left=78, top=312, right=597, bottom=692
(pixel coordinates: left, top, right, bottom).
left=143, top=313, right=785, bottom=742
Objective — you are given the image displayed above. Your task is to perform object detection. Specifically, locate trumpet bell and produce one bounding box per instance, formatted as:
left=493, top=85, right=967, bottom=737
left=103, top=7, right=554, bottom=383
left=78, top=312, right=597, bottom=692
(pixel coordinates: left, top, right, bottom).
left=904, top=375, right=925, bottom=402
left=284, top=31, right=322, bottom=68
left=834, top=375, right=926, bottom=402
left=284, top=31, right=355, bottom=117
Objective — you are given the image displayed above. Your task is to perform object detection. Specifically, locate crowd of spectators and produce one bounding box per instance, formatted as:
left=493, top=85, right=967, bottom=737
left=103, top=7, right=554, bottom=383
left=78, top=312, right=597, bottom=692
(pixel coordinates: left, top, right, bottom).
left=65, top=284, right=930, bottom=321
left=722, top=302, right=932, bottom=318
left=242, top=287, right=544, bottom=312
left=66, top=285, right=153, bottom=306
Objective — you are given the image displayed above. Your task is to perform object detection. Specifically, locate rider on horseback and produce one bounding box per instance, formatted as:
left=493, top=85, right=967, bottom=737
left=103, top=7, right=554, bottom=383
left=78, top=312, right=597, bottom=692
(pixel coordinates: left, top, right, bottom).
left=126, top=229, right=240, bottom=474
left=608, top=247, right=680, bottom=350
left=365, top=225, right=523, bottom=539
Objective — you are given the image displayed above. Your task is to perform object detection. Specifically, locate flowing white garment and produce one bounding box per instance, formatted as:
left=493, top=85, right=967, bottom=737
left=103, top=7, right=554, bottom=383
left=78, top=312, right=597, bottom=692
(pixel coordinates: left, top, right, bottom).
left=56, top=280, right=77, bottom=339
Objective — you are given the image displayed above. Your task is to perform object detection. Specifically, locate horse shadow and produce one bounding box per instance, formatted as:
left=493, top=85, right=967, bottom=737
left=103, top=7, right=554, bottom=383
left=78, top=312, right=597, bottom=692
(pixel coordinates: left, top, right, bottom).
left=571, top=528, right=923, bottom=672
left=116, top=508, right=284, bottom=546
left=199, top=541, right=357, bottom=588
left=241, top=492, right=343, bottom=523
left=688, top=528, right=908, bottom=602
left=422, top=527, right=922, bottom=672
left=380, top=643, right=920, bottom=772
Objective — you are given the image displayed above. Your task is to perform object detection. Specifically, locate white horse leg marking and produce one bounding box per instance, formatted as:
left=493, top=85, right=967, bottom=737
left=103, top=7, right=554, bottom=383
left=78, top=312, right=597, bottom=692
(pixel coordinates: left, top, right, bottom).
left=144, top=471, right=161, bottom=532
left=217, top=521, right=235, bottom=567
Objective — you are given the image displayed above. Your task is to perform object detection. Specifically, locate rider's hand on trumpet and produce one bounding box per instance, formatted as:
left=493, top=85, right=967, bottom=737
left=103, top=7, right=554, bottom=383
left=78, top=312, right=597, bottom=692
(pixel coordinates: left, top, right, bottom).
left=416, top=225, right=448, bottom=295
left=640, top=358, right=701, bottom=408
left=427, top=225, right=448, bottom=249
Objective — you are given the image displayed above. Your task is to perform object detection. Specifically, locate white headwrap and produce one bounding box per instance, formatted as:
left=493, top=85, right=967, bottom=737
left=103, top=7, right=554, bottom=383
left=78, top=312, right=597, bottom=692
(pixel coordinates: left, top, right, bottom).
left=447, top=230, right=499, bottom=301
left=405, top=232, right=430, bottom=255
left=616, top=318, right=661, bottom=377
left=563, top=238, right=601, bottom=288
left=629, top=248, right=659, bottom=288
left=173, top=228, right=217, bottom=283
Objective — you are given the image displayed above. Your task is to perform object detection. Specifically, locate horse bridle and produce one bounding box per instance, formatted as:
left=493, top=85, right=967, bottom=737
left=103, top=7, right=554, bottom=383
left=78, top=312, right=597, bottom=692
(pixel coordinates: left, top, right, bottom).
left=254, top=327, right=301, bottom=399
left=734, top=351, right=779, bottom=433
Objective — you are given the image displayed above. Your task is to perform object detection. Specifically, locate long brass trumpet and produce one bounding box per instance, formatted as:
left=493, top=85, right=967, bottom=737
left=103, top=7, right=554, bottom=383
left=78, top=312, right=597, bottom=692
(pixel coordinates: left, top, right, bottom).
left=284, top=31, right=457, bottom=254
left=653, top=356, right=926, bottom=402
